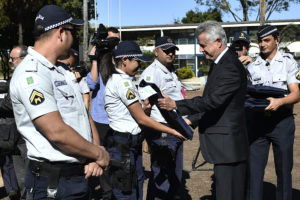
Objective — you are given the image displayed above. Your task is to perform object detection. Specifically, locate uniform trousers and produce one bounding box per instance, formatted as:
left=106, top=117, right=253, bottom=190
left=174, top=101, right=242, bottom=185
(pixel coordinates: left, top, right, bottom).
left=93, top=121, right=112, bottom=199
left=0, top=155, right=20, bottom=195
left=107, top=131, right=144, bottom=200
left=25, top=168, right=89, bottom=200
left=145, top=129, right=183, bottom=200
left=246, top=113, right=294, bottom=200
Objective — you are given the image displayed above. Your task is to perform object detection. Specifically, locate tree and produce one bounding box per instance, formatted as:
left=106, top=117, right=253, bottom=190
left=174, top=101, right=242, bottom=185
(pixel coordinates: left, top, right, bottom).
left=0, top=0, right=95, bottom=48
left=280, top=24, right=300, bottom=43
left=194, top=0, right=300, bottom=22
left=178, top=8, right=222, bottom=24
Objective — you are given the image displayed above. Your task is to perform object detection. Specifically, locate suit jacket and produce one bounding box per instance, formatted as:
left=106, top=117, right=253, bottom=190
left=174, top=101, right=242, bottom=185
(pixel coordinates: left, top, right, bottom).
left=176, top=49, right=249, bottom=164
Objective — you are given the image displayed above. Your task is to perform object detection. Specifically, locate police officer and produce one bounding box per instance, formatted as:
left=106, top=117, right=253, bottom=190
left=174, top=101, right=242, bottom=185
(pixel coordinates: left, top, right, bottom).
left=102, top=41, right=186, bottom=200
left=9, top=5, right=109, bottom=199
left=139, top=36, right=184, bottom=200
left=246, top=25, right=300, bottom=200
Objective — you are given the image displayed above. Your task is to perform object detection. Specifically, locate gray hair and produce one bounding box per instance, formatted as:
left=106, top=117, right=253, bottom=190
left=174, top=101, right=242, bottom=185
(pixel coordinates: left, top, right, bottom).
left=195, top=20, right=227, bottom=45
left=13, top=45, right=28, bottom=57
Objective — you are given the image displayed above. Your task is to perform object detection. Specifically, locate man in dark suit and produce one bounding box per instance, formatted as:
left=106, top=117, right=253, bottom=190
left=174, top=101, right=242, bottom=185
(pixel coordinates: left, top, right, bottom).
left=158, top=20, right=249, bottom=200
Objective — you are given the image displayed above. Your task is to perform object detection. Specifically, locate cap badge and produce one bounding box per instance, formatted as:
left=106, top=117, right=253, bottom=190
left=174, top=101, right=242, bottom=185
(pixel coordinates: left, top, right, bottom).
left=35, top=14, right=44, bottom=21
left=167, top=38, right=173, bottom=43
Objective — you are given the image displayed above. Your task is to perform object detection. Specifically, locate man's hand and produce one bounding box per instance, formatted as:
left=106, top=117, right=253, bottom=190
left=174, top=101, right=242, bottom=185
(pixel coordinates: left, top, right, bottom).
left=95, top=146, right=110, bottom=170
left=265, top=97, right=283, bottom=111
left=239, top=56, right=253, bottom=65
left=84, top=162, right=103, bottom=179
left=157, top=94, right=176, bottom=111
left=184, top=118, right=192, bottom=126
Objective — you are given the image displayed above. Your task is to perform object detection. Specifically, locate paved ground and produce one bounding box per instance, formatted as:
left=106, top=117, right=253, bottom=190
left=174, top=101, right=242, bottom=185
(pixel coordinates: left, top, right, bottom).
left=143, top=90, right=300, bottom=200
left=1, top=89, right=300, bottom=200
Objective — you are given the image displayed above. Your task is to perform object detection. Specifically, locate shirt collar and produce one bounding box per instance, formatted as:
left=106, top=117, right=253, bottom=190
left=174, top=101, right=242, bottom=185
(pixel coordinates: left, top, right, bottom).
left=154, top=59, right=173, bottom=74
left=214, top=47, right=229, bottom=64
left=28, top=47, right=55, bottom=69
left=115, top=68, right=131, bottom=78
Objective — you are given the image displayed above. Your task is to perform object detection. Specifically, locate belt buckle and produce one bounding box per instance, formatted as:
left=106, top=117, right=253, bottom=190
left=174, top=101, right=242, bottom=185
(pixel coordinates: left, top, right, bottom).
left=47, top=187, right=57, bottom=199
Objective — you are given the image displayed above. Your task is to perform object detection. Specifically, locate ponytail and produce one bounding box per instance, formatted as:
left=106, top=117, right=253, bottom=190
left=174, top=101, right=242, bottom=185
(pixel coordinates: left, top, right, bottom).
left=100, top=52, right=119, bottom=85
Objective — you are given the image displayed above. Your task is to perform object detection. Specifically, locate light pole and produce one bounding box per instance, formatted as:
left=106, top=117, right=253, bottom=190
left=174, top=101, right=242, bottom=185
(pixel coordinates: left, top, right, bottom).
left=119, top=0, right=122, bottom=40
left=94, top=0, right=97, bottom=31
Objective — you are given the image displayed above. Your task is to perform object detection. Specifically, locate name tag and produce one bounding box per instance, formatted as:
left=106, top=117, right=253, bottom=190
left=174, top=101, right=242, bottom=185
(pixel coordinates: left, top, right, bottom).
left=165, top=78, right=173, bottom=82
left=54, top=80, right=67, bottom=87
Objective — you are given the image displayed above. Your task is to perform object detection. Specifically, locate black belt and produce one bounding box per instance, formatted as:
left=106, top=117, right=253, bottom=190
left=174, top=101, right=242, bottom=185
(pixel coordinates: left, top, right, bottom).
left=29, top=160, right=85, bottom=178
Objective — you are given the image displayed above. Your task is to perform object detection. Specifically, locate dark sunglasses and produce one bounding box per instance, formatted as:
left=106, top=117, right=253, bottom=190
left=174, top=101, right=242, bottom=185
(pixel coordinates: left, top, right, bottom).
left=162, top=48, right=176, bottom=55
left=62, top=27, right=76, bottom=36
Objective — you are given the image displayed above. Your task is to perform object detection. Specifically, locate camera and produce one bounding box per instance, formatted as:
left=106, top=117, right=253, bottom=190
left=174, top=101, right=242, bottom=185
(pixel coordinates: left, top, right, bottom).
left=90, top=24, right=120, bottom=60
left=230, top=42, right=243, bottom=51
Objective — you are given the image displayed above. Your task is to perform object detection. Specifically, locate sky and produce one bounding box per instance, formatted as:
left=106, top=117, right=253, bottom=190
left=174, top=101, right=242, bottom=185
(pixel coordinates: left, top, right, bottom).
left=93, top=0, right=300, bottom=27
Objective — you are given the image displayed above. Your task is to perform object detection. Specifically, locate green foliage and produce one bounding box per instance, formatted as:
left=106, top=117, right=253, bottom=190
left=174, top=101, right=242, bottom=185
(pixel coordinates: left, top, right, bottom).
left=280, top=24, right=300, bottom=42
left=177, top=66, right=195, bottom=80
left=139, top=50, right=155, bottom=71
left=0, top=0, right=95, bottom=48
left=136, top=36, right=155, bottom=46
left=194, top=0, right=300, bottom=22
left=180, top=8, right=222, bottom=24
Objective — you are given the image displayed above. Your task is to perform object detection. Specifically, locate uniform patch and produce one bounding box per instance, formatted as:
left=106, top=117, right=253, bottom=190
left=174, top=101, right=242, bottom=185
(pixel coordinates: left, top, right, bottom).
left=29, top=89, right=44, bottom=105
left=24, top=74, right=38, bottom=88
left=126, top=89, right=136, bottom=100
left=26, top=77, right=34, bottom=85
left=122, top=80, right=132, bottom=89
left=145, top=76, right=152, bottom=82
left=296, top=71, right=300, bottom=80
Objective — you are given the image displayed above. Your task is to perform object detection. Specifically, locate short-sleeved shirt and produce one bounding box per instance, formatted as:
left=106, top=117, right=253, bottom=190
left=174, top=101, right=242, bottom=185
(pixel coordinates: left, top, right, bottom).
left=248, top=51, right=300, bottom=90
left=87, top=72, right=109, bottom=124
left=140, top=59, right=184, bottom=123
left=79, top=77, right=90, bottom=94
left=104, top=68, right=141, bottom=135
left=10, top=47, right=92, bottom=163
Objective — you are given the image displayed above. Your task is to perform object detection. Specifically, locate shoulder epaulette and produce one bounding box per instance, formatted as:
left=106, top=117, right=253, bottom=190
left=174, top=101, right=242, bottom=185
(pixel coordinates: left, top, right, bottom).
left=25, top=58, right=38, bottom=72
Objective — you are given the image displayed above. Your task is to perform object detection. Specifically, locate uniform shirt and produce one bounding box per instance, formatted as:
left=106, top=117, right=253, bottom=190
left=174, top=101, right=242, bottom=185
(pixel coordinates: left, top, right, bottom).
left=78, top=76, right=90, bottom=94
left=10, top=47, right=92, bottom=163
left=248, top=51, right=300, bottom=90
left=87, top=72, right=109, bottom=124
left=104, top=68, right=141, bottom=135
left=140, top=59, right=184, bottom=123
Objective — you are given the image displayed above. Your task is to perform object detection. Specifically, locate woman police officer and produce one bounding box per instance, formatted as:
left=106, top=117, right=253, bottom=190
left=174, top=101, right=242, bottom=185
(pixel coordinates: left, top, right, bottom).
left=102, top=41, right=186, bottom=200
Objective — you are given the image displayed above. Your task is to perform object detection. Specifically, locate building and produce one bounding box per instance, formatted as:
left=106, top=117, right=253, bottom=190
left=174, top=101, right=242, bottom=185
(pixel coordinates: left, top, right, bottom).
left=119, top=19, right=300, bottom=76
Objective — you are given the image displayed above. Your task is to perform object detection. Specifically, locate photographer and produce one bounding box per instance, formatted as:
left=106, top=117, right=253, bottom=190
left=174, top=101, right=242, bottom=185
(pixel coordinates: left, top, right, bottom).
left=230, top=31, right=253, bottom=66
left=87, top=25, right=120, bottom=200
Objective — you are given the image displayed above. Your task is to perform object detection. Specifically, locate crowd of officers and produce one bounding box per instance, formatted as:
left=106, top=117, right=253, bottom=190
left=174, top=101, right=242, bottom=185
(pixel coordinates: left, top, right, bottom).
left=0, top=4, right=299, bottom=200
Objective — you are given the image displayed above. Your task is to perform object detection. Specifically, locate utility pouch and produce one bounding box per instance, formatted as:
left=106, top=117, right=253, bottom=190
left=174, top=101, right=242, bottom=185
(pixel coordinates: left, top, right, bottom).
left=107, top=131, right=137, bottom=192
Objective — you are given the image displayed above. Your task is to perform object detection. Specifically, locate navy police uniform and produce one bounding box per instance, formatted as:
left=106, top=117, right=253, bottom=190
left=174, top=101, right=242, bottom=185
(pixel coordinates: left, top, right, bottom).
left=104, top=41, right=151, bottom=200
left=246, top=25, right=300, bottom=200
left=140, top=36, right=184, bottom=200
left=10, top=6, right=91, bottom=200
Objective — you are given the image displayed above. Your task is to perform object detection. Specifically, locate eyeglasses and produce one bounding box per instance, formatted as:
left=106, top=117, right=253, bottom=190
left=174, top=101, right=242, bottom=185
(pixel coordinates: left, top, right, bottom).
left=162, top=48, right=176, bottom=55
left=9, top=56, right=22, bottom=62
left=62, top=27, right=76, bottom=37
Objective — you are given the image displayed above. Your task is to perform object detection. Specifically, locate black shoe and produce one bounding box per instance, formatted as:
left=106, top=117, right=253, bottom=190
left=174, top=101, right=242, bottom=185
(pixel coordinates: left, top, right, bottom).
left=8, top=190, right=20, bottom=200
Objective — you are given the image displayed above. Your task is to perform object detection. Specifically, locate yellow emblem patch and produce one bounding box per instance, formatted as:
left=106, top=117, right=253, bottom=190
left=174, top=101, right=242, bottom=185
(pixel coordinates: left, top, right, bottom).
left=29, top=89, right=44, bottom=105
left=126, top=89, right=136, bottom=100
left=167, top=38, right=173, bottom=43
left=296, top=71, right=300, bottom=80
left=241, top=32, right=246, bottom=38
